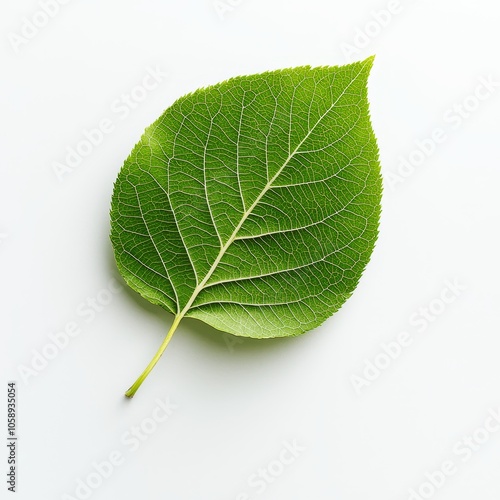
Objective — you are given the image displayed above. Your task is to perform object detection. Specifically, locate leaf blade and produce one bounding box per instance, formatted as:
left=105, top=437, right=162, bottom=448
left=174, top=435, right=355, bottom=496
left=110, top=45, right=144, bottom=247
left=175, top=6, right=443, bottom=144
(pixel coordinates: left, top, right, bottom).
left=111, top=57, right=381, bottom=360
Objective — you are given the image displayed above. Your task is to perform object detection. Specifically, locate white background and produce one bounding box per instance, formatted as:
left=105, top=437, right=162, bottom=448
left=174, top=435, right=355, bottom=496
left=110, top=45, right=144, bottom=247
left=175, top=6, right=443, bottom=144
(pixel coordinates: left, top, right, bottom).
left=1, top=0, right=500, bottom=499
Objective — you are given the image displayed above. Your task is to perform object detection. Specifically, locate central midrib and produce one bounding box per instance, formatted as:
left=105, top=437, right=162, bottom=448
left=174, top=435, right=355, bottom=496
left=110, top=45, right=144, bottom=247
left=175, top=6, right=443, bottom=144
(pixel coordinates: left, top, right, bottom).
left=124, top=63, right=369, bottom=397
left=175, top=63, right=367, bottom=319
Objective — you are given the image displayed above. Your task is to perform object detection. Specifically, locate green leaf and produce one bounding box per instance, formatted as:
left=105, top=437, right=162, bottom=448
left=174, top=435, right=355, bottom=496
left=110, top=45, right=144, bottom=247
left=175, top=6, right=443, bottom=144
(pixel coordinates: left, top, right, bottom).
left=110, top=57, right=382, bottom=397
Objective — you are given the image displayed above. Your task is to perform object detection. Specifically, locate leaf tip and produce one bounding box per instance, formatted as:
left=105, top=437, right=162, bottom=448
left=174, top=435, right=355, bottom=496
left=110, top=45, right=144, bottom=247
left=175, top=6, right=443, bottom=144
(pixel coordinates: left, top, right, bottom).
left=363, top=54, right=376, bottom=71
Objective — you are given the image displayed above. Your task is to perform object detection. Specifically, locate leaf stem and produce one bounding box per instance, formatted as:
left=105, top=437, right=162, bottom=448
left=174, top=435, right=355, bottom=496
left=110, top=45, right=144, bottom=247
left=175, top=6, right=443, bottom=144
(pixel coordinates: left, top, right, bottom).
left=125, top=314, right=182, bottom=398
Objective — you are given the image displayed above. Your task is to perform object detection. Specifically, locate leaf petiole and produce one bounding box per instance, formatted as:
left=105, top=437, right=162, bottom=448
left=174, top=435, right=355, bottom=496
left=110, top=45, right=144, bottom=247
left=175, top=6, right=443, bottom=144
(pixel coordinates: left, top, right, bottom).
left=125, top=314, right=182, bottom=398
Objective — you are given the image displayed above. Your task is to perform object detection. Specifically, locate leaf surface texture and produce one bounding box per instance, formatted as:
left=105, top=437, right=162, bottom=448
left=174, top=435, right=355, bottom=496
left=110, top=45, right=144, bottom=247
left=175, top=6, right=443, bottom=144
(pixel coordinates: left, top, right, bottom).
left=111, top=58, right=382, bottom=341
